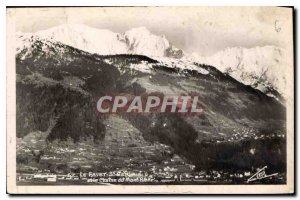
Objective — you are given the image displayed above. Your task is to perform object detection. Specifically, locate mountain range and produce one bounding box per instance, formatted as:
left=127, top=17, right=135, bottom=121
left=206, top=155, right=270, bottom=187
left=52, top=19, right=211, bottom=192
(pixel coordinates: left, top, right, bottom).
left=18, top=24, right=182, bottom=58
left=15, top=32, right=286, bottom=172
left=16, top=24, right=288, bottom=101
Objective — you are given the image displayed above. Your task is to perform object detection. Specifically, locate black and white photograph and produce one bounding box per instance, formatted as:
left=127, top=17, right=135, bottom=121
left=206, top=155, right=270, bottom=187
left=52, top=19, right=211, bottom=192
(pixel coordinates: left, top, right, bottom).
left=6, top=6, right=294, bottom=194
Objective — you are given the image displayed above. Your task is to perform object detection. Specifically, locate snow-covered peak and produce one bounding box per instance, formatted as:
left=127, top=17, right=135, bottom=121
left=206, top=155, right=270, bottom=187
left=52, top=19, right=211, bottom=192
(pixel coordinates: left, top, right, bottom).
left=186, top=46, right=289, bottom=100
left=18, top=24, right=182, bottom=58
left=34, top=23, right=127, bottom=55
left=16, top=34, right=66, bottom=61
left=124, top=27, right=170, bottom=57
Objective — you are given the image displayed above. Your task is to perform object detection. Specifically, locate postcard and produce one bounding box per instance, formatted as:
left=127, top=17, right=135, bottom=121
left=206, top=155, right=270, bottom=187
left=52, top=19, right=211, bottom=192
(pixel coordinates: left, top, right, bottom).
left=6, top=6, right=294, bottom=194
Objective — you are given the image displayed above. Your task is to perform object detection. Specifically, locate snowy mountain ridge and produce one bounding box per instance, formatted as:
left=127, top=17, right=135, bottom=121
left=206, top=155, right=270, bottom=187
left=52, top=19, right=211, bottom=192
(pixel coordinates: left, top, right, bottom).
left=23, top=24, right=182, bottom=58
left=185, top=46, right=289, bottom=100
left=16, top=24, right=289, bottom=100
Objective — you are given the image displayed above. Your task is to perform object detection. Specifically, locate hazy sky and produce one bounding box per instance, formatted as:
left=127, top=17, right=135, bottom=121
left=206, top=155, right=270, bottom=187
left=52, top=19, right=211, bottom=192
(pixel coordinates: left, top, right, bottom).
left=9, top=7, right=293, bottom=56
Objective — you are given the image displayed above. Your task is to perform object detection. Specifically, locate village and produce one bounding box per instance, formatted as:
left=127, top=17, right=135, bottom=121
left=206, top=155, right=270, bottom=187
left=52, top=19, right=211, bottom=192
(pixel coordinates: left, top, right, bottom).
left=16, top=145, right=286, bottom=185
left=16, top=119, right=286, bottom=185
left=17, top=164, right=263, bottom=185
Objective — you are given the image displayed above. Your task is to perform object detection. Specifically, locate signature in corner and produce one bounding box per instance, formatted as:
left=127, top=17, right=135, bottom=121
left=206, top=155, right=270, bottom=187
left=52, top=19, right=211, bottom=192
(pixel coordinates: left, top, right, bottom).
left=247, top=166, right=278, bottom=183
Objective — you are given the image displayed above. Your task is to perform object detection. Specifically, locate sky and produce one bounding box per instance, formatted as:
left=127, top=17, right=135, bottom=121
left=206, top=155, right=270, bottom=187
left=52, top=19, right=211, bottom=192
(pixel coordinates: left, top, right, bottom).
left=9, top=7, right=293, bottom=56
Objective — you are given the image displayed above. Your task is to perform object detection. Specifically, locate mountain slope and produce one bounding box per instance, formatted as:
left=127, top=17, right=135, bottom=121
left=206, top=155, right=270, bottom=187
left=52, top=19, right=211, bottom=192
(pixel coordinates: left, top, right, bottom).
left=17, top=24, right=288, bottom=100
left=16, top=37, right=286, bottom=173
left=187, top=46, right=289, bottom=101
